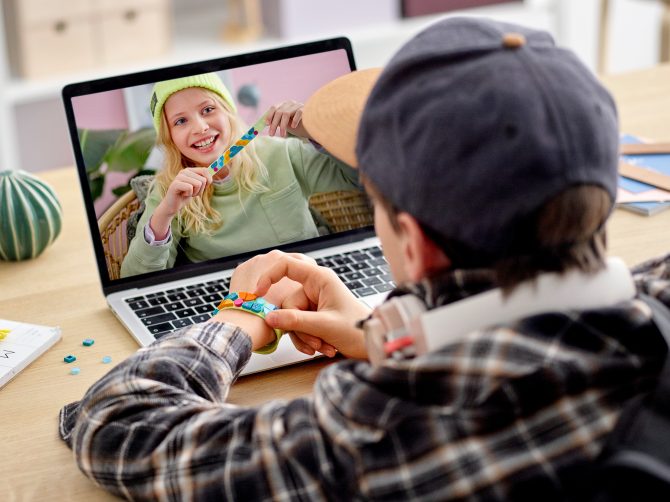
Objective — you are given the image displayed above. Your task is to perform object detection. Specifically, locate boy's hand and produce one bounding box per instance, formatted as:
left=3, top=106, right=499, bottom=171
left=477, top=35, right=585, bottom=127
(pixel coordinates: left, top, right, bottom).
left=254, top=251, right=371, bottom=360
left=229, top=251, right=339, bottom=357
left=266, top=101, right=309, bottom=139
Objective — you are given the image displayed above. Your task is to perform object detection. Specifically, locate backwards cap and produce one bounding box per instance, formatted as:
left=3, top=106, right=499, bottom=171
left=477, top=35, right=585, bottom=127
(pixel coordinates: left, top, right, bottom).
left=303, top=17, right=619, bottom=257
left=150, top=72, right=237, bottom=133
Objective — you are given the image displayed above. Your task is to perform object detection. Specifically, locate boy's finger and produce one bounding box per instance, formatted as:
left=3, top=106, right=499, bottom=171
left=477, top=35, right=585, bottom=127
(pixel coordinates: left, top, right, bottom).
left=266, top=308, right=324, bottom=339
left=254, top=255, right=322, bottom=296
left=288, top=332, right=315, bottom=355
left=292, top=331, right=322, bottom=351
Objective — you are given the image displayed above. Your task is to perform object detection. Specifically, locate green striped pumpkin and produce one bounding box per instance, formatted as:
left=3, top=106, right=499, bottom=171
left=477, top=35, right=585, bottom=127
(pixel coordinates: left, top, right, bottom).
left=0, top=170, right=62, bottom=261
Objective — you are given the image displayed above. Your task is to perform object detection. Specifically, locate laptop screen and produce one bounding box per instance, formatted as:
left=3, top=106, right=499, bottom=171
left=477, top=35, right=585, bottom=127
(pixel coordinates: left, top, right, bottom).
left=63, top=38, right=374, bottom=292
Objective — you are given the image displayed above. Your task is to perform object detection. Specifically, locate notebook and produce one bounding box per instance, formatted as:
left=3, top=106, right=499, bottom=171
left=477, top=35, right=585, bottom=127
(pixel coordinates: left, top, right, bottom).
left=617, top=134, right=670, bottom=216
left=0, top=320, right=61, bottom=388
left=62, top=38, right=391, bottom=375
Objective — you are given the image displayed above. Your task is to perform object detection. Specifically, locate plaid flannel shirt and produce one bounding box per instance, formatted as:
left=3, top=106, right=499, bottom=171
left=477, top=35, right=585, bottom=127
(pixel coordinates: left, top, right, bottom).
left=59, top=253, right=670, bottom=501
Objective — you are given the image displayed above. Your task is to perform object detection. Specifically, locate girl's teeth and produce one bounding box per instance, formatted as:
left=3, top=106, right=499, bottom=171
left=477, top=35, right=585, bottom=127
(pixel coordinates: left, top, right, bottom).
left=195, top=137, right=215, bottom=148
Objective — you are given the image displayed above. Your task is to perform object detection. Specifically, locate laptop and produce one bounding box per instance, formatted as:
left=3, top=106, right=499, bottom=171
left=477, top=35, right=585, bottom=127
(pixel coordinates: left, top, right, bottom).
left=62, top=38, right=392, bottom=375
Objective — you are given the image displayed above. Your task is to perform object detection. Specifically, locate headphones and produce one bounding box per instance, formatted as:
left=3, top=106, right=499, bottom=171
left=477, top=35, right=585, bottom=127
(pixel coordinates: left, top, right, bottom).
left=363, top=258, right=636, bottom=366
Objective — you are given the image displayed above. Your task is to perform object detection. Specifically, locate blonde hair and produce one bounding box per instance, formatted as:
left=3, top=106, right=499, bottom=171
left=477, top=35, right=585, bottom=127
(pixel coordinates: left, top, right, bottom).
left=153, top=89, right=269, bottom=235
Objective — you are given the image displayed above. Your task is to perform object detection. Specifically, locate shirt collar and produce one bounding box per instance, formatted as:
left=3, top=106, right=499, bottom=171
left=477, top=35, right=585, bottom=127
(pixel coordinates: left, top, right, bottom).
left=388, top=268, right=498, bottom=310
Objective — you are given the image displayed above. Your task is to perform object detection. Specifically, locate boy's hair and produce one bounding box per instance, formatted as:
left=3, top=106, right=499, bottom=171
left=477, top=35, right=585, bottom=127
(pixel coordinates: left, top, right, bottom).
left=366, top=176, right=610, bottom=289
left=154, top=90, right=269, bottom=236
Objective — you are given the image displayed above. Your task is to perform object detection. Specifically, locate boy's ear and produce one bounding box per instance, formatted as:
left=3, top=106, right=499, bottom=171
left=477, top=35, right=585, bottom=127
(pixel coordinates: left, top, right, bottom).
left=396, top=212, right=451, bottom=282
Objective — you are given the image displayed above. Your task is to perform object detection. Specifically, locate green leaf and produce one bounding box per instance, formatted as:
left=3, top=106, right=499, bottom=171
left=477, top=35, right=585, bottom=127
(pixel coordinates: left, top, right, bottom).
left=90, top=176, right=104, bottom=201
left=105, top=128, right=156, bottom=173
left=111, top=185, right=132, bottom=197
left=78, top=128, right=125, bottom=174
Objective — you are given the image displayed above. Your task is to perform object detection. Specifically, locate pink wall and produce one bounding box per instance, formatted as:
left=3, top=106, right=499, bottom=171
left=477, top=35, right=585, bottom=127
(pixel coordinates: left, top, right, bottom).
left=73, top=49, right=353, bottom=218
left=72, top=90, right=129, bottom=130
left=228, top=49, right=351, bottom=126
left=73, top=90, right=132, bottom=217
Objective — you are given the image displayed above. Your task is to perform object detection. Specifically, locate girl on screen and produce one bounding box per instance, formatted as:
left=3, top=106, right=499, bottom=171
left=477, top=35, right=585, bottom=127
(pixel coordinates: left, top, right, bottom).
left=120, top=72, right=360, bottom=278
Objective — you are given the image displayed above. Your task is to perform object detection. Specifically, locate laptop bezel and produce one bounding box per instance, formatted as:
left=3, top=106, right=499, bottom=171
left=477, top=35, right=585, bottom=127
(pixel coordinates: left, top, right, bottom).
left=62, top=37, right=376, bottom=296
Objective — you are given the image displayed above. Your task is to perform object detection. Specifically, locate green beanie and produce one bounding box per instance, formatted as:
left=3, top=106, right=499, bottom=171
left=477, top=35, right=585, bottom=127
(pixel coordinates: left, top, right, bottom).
left=150, top=72, right=237, bottom=133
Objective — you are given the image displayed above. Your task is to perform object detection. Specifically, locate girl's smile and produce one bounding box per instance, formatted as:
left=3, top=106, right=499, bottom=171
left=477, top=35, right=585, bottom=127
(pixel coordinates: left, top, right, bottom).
left=191, top=133, right=219, bottom=154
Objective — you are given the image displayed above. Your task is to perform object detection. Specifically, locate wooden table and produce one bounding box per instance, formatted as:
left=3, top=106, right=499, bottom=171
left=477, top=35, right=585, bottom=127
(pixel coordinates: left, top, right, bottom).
left=1, top=65, right=670, bottom=500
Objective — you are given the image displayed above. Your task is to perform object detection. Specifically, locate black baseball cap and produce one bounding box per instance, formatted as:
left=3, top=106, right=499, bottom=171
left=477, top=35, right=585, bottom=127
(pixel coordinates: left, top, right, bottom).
left=303, top=17, right=619, bottom=257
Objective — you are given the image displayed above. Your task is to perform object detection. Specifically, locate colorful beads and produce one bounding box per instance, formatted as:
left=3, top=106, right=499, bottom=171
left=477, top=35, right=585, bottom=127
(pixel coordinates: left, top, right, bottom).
left=212, top=292, right=283, bottom=354
left=216, top=292, right=271, bottom=316
left=208, top=113, right=268, bottom=175
left=63, top=354, right=76, bottom=363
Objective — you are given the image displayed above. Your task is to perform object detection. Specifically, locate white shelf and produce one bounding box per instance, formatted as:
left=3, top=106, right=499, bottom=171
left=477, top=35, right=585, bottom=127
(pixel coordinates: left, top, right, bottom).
left=3, top=2, right=554, bottom=105
left=5, top=0, right=624, bottom=173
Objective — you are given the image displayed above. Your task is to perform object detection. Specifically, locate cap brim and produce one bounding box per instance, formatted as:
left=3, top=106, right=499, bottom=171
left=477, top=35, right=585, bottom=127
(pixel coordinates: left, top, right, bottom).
left=303, top=68, right=382, bottom=168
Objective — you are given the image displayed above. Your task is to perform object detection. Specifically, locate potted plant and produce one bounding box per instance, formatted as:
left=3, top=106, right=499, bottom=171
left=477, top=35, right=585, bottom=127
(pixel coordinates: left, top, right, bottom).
left=78, top=127, right=156, bottom=201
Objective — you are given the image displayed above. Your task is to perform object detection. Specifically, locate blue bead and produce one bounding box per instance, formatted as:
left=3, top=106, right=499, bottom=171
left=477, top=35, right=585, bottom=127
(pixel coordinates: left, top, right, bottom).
left=102, top=356, right=112, bottom=364
left=242, top=301, right=253, bottom=309
left=82, top=338, right=94, bottom=346
left=70, top=367, right=80, bottom=375
left=64, top=355, right=76, bottom=363
left=251, top=303, right=262, bottom=313
left=228, top=292, right=238, bottom=300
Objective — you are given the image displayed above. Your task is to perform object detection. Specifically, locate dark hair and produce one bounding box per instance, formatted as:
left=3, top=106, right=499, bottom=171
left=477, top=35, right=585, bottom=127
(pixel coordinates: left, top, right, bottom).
left=364, top=176, right=611, bottom=290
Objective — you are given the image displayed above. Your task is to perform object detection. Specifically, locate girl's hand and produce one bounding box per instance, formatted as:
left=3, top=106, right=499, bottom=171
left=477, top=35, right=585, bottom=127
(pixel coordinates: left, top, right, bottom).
left=254, top=251, right=372, bottom=360
left=266, top=101, right=310, bottom=139
left=149, top=167, right=212, bottom=240
left=159, top=167, right=213, bottom=217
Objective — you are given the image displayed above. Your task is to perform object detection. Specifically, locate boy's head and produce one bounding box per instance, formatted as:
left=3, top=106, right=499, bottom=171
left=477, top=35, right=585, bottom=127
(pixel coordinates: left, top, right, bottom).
left=303, top=17, right=619, bottom=287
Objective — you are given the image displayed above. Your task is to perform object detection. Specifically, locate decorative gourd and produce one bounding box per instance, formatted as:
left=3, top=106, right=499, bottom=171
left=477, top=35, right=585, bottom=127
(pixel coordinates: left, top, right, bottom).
left=0, top=170, right=62, bottom=261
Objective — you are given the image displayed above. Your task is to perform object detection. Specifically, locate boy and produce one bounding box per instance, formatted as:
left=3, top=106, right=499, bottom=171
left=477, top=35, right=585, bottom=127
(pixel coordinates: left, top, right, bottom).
left=60, top=17, right=670, bottom=500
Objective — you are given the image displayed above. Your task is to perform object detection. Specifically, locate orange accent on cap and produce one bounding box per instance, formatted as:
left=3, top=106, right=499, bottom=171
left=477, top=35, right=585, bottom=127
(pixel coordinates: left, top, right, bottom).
left=502, top=33, right=526, bottom=49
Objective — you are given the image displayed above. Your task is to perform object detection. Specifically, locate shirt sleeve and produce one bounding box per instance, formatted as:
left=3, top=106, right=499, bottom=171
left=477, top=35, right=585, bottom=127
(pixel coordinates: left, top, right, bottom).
left=287, top=138, right=361, bottom=196
left=120, top=187, right=182, bottom=278
left=144, top=221, right=172, bottom=246
left=63, top=322, right=359, bottom=501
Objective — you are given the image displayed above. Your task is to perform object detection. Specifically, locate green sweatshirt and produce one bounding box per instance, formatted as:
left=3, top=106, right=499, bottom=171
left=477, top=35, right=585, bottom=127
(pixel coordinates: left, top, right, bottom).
left=120, top=136, right=360, bottom=278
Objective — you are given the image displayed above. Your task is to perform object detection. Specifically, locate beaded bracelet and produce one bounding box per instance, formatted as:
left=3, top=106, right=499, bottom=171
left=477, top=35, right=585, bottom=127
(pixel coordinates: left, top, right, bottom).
left=213, top=292, right=283, bottom=354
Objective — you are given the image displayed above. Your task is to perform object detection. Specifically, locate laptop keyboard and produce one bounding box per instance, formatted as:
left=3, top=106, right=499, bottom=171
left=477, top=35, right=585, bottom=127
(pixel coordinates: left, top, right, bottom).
left=124, top=246, right=393, bottom=339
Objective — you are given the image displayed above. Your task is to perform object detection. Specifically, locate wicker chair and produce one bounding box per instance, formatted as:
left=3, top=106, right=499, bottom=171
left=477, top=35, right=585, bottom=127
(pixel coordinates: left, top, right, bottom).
left=96, top=189, right=372, bottom=280
left=308, top=190, right=373, bottom=232
left=98, top=190, right=141, bottom=280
